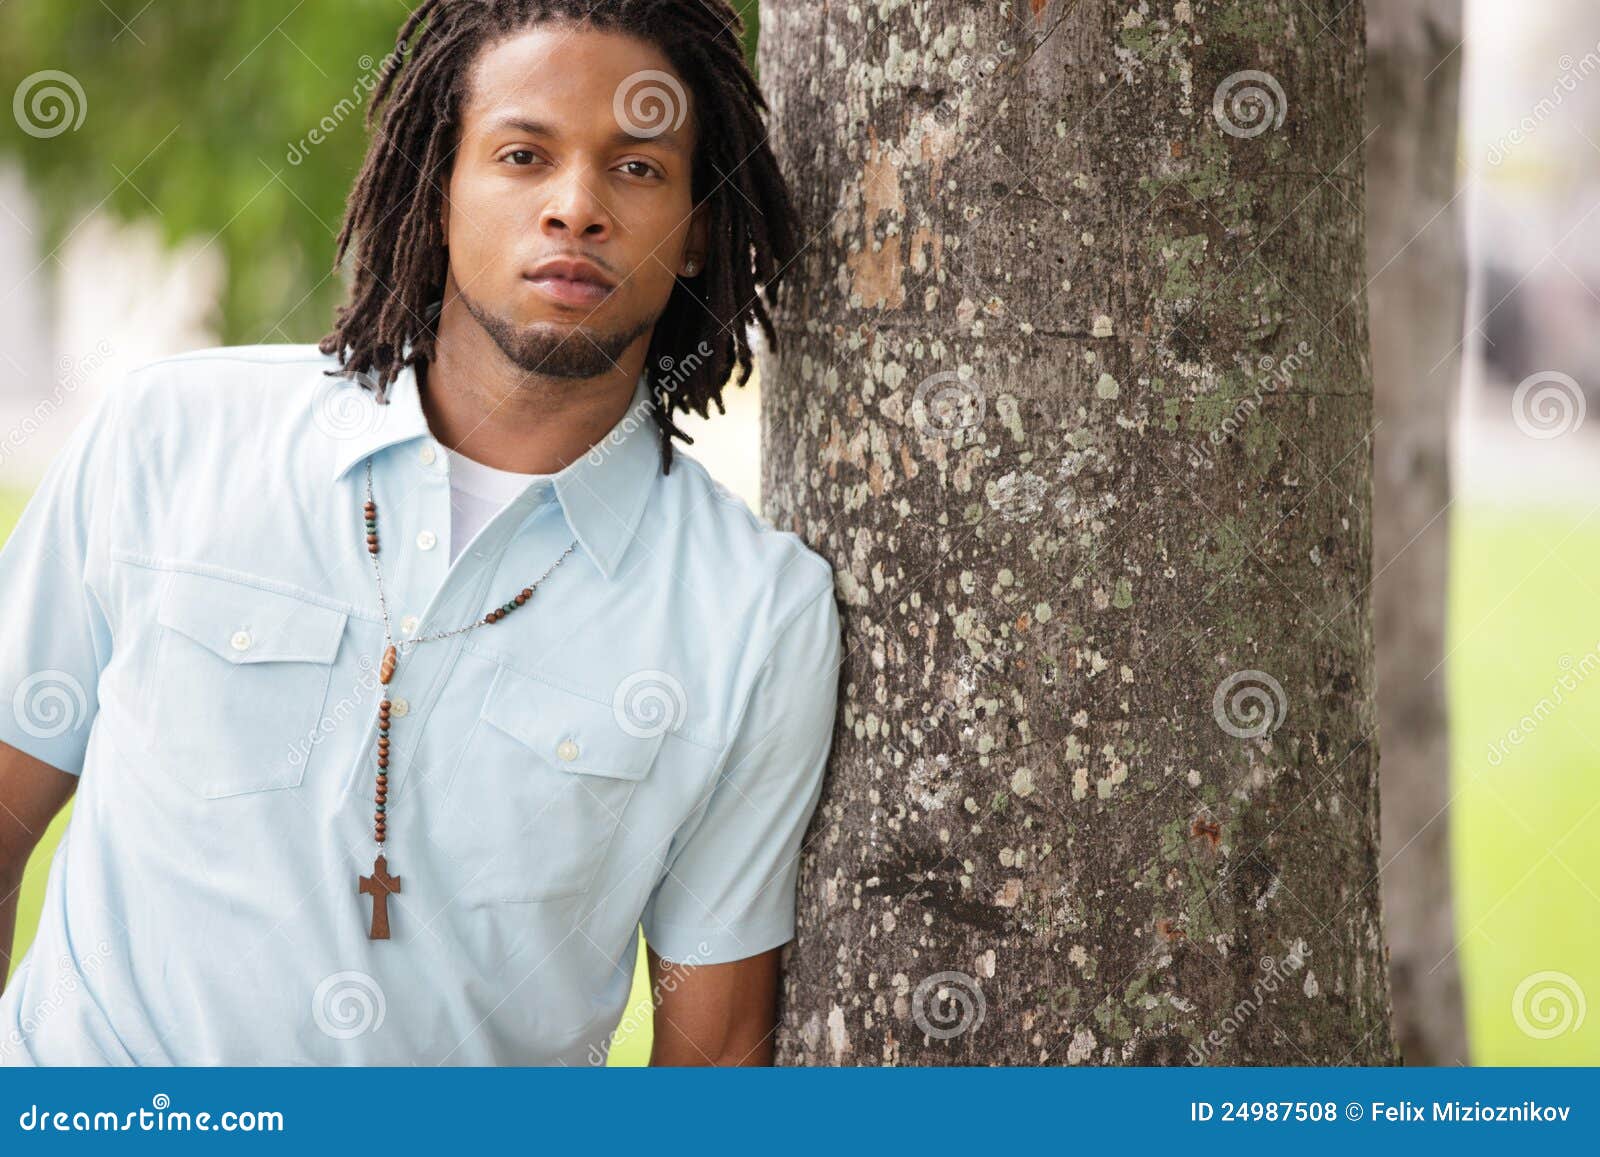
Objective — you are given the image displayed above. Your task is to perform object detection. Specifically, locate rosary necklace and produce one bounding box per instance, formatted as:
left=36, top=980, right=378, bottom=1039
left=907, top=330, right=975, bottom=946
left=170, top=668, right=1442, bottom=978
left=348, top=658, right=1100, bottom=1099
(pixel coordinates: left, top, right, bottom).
left=356, top=455, right=578, bottom=940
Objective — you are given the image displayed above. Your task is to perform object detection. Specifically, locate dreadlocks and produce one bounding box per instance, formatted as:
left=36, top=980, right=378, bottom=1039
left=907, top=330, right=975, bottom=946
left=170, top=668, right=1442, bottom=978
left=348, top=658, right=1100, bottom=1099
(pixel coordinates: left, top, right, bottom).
left=317, top=0, right=799, bottom=473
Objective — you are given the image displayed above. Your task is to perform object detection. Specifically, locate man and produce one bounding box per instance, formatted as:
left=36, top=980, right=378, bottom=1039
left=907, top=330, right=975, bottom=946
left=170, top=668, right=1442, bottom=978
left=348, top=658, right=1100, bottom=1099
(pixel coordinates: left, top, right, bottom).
left=0, top=0, right=839, bottom=1066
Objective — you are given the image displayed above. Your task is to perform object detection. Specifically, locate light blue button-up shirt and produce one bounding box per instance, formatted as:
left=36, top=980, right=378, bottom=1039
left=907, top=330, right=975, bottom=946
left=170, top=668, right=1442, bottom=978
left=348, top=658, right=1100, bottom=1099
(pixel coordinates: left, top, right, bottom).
left=0, top=344, right=840, bottom=1065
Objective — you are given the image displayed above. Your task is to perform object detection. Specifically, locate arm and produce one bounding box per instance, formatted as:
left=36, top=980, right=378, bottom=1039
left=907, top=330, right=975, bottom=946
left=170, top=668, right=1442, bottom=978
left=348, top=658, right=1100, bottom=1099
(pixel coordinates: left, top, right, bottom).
left=0, top=740, right=78, bottom=996
left=636, top=575, right=841, bottom=1067
left=0, top=388, right=126, bottom=998
left=648, top=944, right=781, bottom=1066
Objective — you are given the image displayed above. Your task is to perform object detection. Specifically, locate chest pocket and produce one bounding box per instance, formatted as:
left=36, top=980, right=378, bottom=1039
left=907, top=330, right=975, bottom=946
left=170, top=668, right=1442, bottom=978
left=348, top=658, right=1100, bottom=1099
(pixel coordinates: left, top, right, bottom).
left=151, top=569, right=348, bottom=799
left=430, top=664, right=666, bottom=904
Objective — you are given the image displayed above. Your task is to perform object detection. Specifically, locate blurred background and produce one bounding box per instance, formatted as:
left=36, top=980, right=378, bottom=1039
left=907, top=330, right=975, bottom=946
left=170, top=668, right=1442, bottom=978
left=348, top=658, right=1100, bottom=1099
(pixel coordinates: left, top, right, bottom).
left=1, top=0, right=1596, bottom=1065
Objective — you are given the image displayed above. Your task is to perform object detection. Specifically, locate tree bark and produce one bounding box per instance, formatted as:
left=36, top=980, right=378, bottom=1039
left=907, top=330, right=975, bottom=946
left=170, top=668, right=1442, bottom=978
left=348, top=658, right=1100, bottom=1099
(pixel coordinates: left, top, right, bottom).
left=761, top=0, right=1397, bottom=1065
left=1365, top=0, right=1468, bottom=1067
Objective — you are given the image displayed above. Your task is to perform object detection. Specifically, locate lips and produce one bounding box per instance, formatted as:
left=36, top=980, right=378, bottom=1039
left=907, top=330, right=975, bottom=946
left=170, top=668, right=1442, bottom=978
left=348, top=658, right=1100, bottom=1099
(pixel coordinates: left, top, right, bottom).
left=522, top=257, right=616, bottom=308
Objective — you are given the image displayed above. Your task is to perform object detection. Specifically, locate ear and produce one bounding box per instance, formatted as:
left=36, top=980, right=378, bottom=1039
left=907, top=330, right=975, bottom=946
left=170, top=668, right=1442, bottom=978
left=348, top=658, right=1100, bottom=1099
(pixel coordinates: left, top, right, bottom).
left=681, top=201, right=709, bottom=276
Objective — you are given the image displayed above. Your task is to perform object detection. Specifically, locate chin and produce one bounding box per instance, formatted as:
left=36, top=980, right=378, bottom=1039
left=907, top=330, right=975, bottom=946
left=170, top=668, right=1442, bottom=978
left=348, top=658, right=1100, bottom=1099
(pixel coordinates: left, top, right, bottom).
left=508, top=312, right=591, bottom=339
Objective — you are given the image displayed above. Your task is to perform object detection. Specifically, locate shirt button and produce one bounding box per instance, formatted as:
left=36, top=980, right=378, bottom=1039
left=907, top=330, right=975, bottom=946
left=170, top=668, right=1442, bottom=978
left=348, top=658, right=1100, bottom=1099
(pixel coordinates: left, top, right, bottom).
left=416, top=530, right=437, bottom=551
left=230, top=630, right=253, bottom=652
left=418, top=443, right=437, bottom=466
left=556, top=740, right=579, bottom=762
left=400, top=614, right=419, bottom=635
left=391, top=698, right=410, bottom=718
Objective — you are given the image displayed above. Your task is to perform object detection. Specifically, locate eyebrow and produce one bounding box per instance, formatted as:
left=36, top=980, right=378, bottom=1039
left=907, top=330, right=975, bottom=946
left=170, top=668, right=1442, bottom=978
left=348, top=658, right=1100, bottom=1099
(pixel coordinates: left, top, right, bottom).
left=482, top=114, right=688, bottom=155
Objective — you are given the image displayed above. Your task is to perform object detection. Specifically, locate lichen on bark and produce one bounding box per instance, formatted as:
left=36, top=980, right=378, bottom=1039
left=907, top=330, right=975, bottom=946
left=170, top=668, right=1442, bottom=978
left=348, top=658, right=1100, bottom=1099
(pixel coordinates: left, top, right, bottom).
left=760, top=0, right=1396, bottom=1066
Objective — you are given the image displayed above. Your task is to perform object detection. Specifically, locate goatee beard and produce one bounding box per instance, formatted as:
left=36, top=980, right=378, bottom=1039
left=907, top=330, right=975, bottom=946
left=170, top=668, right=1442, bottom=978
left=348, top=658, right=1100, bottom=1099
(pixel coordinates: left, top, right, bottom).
left=461, top=290, right=653, bottom=381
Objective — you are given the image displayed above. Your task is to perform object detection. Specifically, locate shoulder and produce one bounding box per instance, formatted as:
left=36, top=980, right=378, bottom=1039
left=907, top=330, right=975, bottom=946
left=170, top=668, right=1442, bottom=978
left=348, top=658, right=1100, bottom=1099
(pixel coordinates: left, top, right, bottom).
left=117, top=342, right=336, bottom=412
left=125, top=341, right=332, bottom=379
left=105, top=344, right=354, bottom=499
left=646, top=448, right=839, bottom=662
left=659, top=449, right=835, bottom=605
left=643, top=450, right=841, bottom=739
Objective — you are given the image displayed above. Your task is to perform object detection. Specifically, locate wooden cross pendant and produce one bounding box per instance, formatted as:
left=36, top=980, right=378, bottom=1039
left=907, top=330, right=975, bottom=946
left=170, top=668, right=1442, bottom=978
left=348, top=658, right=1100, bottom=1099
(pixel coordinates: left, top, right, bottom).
left=358, top=854, right=402, bottom=940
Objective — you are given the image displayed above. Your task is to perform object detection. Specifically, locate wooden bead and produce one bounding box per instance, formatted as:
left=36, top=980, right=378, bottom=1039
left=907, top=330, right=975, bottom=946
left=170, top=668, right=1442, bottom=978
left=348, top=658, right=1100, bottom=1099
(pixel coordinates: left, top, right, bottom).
left=377, top=755, right=388, bottom=769
left=521, top=588, right=533, bottom=600
left=375, top=831, right=386, bottom=843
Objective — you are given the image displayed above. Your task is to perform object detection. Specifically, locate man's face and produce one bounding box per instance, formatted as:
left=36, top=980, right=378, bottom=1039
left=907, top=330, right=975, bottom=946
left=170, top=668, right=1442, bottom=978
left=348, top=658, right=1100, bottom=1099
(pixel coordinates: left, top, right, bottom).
left=439, top=22, right=705, bottom=379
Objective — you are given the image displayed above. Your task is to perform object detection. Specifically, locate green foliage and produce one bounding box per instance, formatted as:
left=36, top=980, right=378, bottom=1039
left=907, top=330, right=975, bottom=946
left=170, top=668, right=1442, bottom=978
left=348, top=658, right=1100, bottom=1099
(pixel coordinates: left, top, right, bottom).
left=0, top=0, right=759, bottom=345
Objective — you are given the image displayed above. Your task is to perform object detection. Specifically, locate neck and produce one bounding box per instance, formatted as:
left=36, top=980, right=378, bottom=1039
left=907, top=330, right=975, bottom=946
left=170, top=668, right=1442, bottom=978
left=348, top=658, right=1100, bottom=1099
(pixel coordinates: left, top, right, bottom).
left=419, top=323, right=642, bottom=475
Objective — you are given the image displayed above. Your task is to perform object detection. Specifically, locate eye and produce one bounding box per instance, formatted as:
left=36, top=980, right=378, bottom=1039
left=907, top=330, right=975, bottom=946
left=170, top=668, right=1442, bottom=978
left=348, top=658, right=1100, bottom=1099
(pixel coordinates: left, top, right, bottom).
left=502, top=149, right=538, bottom=166
left=618, top=159, right=661, bottom=180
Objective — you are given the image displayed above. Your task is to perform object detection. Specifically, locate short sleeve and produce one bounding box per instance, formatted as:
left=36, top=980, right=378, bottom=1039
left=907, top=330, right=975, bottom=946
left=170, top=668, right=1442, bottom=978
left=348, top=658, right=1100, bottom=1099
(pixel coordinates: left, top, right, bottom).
left=0, top=387, right=119, bottom=775
left=641, top=576, right=842, bottom=964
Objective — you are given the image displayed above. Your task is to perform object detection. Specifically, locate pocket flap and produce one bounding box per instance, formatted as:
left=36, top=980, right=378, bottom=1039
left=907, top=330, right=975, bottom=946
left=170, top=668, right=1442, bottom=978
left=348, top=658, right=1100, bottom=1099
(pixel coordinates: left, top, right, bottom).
left=158, top=570, right=348, bottom=665
left=480, top=665, right=666, bottom=781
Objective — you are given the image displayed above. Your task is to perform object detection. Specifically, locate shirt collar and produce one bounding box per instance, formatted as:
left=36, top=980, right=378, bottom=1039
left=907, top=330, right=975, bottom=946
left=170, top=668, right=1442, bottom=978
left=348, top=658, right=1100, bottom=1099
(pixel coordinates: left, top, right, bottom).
left=327, top=361, right=660, bottom=580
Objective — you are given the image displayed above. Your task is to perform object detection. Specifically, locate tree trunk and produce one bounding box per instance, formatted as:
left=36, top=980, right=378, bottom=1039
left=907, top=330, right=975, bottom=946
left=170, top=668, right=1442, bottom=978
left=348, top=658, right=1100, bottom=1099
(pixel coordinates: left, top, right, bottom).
left=1365, top=0, right=1468, bottom=1067
left=760, top=0, right=1397, bottom=1065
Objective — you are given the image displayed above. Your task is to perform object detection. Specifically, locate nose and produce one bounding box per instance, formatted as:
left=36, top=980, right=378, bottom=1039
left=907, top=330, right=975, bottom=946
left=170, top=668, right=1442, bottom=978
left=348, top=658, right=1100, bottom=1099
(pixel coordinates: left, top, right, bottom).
left=539, top=166, right=612, bottom=241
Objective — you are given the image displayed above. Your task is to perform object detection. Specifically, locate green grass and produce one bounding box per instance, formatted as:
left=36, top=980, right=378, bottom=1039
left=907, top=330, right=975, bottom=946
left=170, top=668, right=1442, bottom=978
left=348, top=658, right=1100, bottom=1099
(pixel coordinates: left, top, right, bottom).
left=5, top=486, right=1597, bottom=1064
left=1447, top=502, right=1600, bottom=1064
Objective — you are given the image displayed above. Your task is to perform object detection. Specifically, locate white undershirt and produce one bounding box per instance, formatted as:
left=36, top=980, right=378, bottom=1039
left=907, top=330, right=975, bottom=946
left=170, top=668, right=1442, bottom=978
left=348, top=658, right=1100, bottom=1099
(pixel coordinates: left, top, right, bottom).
left=446, top=449, right=554, bottom=564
